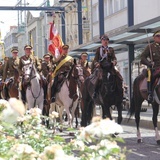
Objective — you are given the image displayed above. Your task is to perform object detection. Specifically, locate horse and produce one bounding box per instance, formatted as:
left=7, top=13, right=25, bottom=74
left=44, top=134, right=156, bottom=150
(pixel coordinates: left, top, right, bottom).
left=22, top=60, right=44, bottom=111
left=1, top=68, right=20, bottom=99
left=129, top=69, right=160, bottom=144
left=81, top=67, right=123, bottom=127
left=51, top=60, right=84, bottom=127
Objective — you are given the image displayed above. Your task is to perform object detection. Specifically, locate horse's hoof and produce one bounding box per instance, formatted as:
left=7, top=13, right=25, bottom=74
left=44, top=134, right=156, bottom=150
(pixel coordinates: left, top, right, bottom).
left=137, top=139, right=142, bottom=143
left=156, top=140, right=160, bottom=145
left=69, top=132, right=75, bottom=136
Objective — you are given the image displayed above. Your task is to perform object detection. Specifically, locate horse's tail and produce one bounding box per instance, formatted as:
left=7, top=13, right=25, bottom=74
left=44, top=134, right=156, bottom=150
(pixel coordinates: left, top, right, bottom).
left=128, top=75, right=143, bottom=121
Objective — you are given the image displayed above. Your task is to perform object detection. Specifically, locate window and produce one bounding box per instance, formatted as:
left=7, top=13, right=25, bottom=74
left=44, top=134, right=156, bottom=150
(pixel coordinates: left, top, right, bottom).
left=92, top=4, right=98, bottom=23
left=120, top=0, right=127, bottom=9
left=105, top=0, right=127, bottom=16
left=114, top=0, right=120, bottom=12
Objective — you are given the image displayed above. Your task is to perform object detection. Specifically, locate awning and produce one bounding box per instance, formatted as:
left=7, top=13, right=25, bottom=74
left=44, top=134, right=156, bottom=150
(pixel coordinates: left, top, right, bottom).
left=70, top=16, right=160, bottom=56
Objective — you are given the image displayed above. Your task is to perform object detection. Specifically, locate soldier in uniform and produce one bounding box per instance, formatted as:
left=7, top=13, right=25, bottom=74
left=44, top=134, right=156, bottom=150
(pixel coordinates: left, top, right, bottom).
left=0, top=61, right=3, bottom=79
left=41, top=53, right=55, bottom=104
left=78, top=52, right=91, bottom=79
left=41, top=53, right=55, bottom=78
left=18, top=45, right=41, bottom=103
left=141, top=30, right=160, bottom=103
left=79, top=52, right=88, bottom=67
left=2, top=47, right=19, bottom=98
left=51, top=44, right=74, bottom=102
left=91, top=34, right=123, bottom=98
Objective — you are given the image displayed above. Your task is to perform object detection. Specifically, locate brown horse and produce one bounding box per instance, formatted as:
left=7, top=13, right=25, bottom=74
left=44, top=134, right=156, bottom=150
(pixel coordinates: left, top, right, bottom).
left=1, top=69, right=19, bottom=99
left=81, top=67, right=123, bottom=127
left=129, top=69, right=160, bottom=144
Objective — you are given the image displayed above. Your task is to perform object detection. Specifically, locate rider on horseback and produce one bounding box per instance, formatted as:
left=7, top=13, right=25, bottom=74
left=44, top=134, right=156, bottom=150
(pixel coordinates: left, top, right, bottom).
left=41, top=53, right=56, bottom=104
left=91, top=34, right=123, bottom=98
left=51, top=44, right=74, bottom=102
left=2, top=47, right=19, bottom=99
left=141, top=30, right=160, bottom=103
left=18, top=45, right=41, bottom=103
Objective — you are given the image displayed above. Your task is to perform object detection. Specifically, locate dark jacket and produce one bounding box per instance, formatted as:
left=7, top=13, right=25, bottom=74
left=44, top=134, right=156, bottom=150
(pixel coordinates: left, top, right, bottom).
left=141, top=42, right=160, bottom=68
left=3, top=57, right=19, bottom=80
left=18, top=54, right=41, bottom=75
left=92, top=46, right=117, bottom=72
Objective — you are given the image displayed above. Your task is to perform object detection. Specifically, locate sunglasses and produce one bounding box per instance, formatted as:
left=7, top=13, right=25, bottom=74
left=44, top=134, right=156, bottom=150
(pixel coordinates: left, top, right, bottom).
left=155, top=35, right=160, bottom=37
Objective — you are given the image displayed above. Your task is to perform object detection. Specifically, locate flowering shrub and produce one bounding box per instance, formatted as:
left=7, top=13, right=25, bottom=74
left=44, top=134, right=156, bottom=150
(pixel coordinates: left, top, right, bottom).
left=0, top=98, right=126, bottom=160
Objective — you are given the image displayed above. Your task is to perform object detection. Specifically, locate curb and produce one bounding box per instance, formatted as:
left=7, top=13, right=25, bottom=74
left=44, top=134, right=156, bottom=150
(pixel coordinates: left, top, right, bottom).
left=112, top=109, right=160, bottom=130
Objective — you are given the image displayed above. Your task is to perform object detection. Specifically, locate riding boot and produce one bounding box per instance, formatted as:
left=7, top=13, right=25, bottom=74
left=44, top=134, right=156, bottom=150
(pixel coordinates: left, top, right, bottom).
left=4, top=86, right=9, bottom=99
left=51, top=76, right=58, bottom=103
left=43, top=83, right=48, bottom=105
left=21, top=89, right=26, bottom=104
left=147, top=81, right=153, bottom=103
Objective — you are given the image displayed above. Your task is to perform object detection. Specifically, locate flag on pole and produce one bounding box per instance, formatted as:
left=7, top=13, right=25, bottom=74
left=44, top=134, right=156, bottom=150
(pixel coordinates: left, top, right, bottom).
left=48, top=21, right=64, bottom=60
left=30, top=34, right=34, bottom=55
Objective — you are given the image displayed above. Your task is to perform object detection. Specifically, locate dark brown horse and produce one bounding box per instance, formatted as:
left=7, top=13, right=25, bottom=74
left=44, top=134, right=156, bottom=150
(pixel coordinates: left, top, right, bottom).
left=81, top=67, right=123, bottom=126
left=1, top=68, right=19, bottom=99
left=129, top=69, right=160, bottom=144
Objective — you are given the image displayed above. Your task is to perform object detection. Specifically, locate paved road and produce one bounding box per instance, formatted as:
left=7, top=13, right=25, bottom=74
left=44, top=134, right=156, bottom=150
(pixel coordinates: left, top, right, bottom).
left=119, top=125, right=160, bottom=160
left=51, top=101, right=160, bottom=160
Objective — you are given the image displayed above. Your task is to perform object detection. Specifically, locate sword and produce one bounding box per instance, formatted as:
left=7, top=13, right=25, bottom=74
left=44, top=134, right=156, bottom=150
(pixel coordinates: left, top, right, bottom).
left=145, top=29, right=154, bottom=68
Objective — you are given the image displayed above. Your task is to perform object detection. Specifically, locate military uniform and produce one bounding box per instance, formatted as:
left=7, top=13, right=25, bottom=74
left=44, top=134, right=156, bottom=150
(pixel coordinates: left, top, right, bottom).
left=19, top=45, right=41, bottom=103
left=141, top=42, right=160, bottom=68
left=51, top=44, right=74, bottom=102
left=141, top=30, right=160, bottom=103
left=18, top=54, right=41, bottom=75
left=3, top=56, right=19, bottom=81
left=41, top=53, right=55, bottom=78
left=91, top=34, right=123, bottom=98
left=0, top=62, right=3, bottom=79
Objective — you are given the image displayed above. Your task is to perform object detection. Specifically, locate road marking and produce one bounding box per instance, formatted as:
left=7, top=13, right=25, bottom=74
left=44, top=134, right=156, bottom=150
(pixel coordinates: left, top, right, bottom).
left=151, top=151, right=160, bottom=154
left=131, top=151, right=147, bottom=157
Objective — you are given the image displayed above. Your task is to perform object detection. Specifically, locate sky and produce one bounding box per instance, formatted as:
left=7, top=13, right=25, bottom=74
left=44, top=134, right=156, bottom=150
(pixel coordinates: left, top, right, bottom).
left=0, top=0, right=54, bottom=39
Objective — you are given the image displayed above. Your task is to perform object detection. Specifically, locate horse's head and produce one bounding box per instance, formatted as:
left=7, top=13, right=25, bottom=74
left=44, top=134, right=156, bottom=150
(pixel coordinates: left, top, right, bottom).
left=72, top=59, right=84, bottom=83
left=22, top=61, right=36, bottom=83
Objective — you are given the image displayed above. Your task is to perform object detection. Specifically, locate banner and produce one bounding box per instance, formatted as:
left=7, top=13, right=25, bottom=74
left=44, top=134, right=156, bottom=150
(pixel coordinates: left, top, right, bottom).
left=48, top=21, right=64, bottom=60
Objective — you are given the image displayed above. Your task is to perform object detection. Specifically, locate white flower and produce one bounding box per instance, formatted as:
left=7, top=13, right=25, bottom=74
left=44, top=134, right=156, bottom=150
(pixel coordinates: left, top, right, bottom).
left=10, top=143, right=38, bottom=159
left=0, top=98, right=25, bottom=124
left=0, top=125, right=3, bottom=131
left=71, top=139, right=85, bottom=151
left=28, top=108, right=42, bottom=117
left=49, top=111, right=59, bottom=119
left=79, top=118, right=123, bottom=141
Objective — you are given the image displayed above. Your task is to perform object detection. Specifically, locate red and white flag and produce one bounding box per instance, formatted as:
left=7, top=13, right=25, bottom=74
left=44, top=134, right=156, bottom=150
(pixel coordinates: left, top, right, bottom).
left=48, top=21, right=64, bottom=59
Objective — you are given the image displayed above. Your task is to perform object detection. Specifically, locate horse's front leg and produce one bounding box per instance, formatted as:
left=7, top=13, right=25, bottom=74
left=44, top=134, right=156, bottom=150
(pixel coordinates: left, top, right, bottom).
left=101, top=105, right=112, bottom=120
left=152, top=102, right=160, bottom=144
left=116, top=103, right=123, bottom=124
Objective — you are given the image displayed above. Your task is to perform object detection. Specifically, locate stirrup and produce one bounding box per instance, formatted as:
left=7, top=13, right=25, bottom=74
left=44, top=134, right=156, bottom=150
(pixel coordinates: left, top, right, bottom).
left=147, top=94, right=153, bottom=103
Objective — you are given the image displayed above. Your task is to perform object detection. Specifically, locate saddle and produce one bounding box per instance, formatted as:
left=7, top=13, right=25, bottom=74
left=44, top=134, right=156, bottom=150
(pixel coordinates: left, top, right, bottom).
left=139, top=69, right=159, bottom=92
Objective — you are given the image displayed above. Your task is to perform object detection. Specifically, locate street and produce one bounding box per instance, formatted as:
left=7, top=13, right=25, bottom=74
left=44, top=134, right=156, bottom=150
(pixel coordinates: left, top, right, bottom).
left=119, top=125, right=160, bottom=160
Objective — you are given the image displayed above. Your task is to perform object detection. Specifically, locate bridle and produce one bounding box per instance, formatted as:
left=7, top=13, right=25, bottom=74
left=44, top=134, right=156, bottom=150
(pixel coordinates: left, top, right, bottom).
left=23, top=63, right=42, bottom=106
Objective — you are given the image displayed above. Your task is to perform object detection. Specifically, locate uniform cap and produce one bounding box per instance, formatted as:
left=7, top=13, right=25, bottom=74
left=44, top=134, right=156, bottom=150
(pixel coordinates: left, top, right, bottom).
left=24, top=45, right=33, bottom=50
left=62, top=44, right=69, bottom=49
left=81, top=52, right=88, bottom=56
left=153, top=30, right=160, bottom=37
left=43, top=53, right=52, bottom=58
left=100, top=34, right=109, bottom=40
left=11, top=47, right=18, bottom=53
